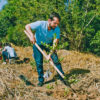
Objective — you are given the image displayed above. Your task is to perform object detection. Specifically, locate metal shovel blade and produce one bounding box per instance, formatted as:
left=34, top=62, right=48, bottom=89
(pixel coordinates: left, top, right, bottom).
left=43, top=70, right=52, bottom=79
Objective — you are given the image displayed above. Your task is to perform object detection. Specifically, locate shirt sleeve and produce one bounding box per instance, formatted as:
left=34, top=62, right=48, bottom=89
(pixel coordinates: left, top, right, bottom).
left=29, top=21, right=41, bottom=30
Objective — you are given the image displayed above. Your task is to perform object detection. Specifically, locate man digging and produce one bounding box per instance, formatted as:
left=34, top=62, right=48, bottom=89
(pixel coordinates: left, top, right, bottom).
left=25, top=12, right=65, bottom=87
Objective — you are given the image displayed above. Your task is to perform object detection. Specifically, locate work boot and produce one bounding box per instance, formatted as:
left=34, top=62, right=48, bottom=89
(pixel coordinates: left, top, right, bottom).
left=37, top=82, right=44, bottom=87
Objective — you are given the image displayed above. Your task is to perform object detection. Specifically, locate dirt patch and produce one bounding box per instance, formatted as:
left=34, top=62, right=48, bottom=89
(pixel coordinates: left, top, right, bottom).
left=0, top=46, right=100, bottom=100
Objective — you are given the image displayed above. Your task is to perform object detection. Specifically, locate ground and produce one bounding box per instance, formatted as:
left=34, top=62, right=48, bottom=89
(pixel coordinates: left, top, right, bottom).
left=0, top=45, right=100, bottom=100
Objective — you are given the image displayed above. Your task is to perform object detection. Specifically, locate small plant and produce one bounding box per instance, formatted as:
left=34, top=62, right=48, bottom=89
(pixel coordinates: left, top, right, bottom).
left=46, top=84, right=54, bottom=89
left=41, top=33, right=69, bottom=54
left=68, top=74, right=79, bottom=84
left=30, top=60, right=36, bottom=69
left=58, top=57, right=64, bottom=63
left=43, top=59, right=49, bottom=63
left=64, top=88, right=69, bottom=96
left=55, top=80, right=58, bottom=86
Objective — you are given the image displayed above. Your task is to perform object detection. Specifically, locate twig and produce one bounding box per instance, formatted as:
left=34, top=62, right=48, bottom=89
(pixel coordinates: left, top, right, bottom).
left=83, top=15, right=96, bottom=30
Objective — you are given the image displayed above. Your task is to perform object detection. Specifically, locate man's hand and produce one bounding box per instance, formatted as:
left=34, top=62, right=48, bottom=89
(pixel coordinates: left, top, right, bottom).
left=47, top=53, right=52, bottom=61
left=30, top=36, right=36, bottom=44
left=52, top=39, right=59, bottom=51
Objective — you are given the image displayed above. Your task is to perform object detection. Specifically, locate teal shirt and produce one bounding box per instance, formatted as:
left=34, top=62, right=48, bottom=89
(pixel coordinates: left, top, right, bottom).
left=30, top=21, right=60, bottom=45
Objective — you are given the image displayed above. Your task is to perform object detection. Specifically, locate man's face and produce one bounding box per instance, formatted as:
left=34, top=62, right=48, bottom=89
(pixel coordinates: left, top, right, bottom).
left=49, top=17, right=60, bottom=29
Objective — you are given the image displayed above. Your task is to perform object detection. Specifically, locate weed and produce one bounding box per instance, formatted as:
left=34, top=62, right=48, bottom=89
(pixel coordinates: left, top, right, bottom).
left=30, top=60, right=36, bottom=69
left=46, top=84, right=54, bottom=89
left=64, top=88, right=69, bottom=96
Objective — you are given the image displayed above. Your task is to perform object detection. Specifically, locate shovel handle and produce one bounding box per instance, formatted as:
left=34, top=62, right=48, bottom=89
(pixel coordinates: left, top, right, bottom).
left=24, top=30, right=65, bottom=78
left=35, top=43, right=65, bottom=78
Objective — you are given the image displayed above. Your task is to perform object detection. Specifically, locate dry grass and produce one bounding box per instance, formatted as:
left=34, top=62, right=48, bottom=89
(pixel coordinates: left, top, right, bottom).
left=0, top=45, right=100, bottom=100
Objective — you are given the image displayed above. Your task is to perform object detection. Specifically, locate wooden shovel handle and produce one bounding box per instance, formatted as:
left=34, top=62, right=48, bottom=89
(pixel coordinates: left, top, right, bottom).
left=24, top=30, right=65, bottom=78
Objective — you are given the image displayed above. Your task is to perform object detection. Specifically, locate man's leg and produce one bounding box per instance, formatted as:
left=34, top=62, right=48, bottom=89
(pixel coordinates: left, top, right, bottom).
left=2, top=51, right=8, bottom=63
left=33, top=45, right=44, bottom=84
left=51, top=52, right=64, bottom=80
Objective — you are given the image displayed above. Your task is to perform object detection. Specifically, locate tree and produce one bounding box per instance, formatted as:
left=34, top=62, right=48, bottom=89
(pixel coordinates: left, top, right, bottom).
left=0, top=0, right=99, bottom=55
left=62, top=0, right=99, bottom=51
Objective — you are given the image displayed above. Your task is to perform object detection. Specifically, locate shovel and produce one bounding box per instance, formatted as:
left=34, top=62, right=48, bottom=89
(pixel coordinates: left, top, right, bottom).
left=24, top=30, right=65, bottom=79
left=43, top=69, right=52, bottom=79
left=24, top=30, right=76, bottom=93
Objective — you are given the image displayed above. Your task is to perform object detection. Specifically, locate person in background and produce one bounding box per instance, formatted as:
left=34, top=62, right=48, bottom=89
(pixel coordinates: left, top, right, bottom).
left=2, top=43, right=17, bottom=64
left=0, top=42, right=2, bottom=61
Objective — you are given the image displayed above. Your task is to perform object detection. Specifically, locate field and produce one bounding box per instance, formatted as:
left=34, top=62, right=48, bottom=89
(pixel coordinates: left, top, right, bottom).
left=0, top=45, right=100, bottom=100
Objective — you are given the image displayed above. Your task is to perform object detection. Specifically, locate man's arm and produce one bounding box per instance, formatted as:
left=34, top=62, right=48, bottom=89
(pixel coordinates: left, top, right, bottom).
left=53, top=38, right=59, bottom=49
left=47, top=39, right=59, bottom=60
left=51, top=38, right=59, bottom=53
left=2, top=47, right=6, bottom=52
left=25, top=24, right=36, bottom=44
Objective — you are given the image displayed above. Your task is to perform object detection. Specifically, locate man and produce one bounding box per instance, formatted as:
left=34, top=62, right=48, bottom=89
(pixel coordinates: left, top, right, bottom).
left=2, top=43, right=17, bottom=64
left=25, top=12, right=65, bottom=86
left=0, top=42, right=2, bottom=60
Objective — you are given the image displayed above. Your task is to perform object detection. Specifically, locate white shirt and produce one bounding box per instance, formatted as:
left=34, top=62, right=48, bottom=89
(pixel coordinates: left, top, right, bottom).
left=4, top=46, right=16, bottom=57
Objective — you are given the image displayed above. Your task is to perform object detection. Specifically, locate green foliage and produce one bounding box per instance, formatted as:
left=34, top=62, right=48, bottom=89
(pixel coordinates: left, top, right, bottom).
left=0, top=0, right=99, bottom=55
left=62, top=0, right=99, bottom=51
left=30, top=60, right=36, bottom=69
left=41, top=41, right=69, bottom=54
left=64, top=88, right=69, bottom=96
left=0, top=0, right=65, bottom=46
left=67, top=74, right=79, bottom=84
left=43, top=59, right=49, bottom=63
left=46, top=84, right=54, bottom=89
left=90, top=31, right=100, bottom=55
left=58, top=57, right=64, bottom=63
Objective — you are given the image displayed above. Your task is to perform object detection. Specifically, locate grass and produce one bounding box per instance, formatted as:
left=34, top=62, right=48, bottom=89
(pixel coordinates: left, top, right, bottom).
left=0, top=44, right=100, bottom=99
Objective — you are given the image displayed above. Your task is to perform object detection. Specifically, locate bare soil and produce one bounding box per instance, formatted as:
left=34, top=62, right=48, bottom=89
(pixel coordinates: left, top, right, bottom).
left=0, top=46, right=100, bottom=100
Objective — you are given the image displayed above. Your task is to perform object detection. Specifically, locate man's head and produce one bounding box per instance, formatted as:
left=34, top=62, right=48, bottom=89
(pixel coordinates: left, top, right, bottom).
left=48, top=12, right=61, bottom=30
left=0, top=42, right=2, bottom=47
left=4, top=43, right=11, bottom=47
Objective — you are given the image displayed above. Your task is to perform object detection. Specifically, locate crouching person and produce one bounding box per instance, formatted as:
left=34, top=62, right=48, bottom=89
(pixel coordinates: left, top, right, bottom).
left=2, top=43, right=17, bottom=64
left=0, top=42, right=2, bottom=61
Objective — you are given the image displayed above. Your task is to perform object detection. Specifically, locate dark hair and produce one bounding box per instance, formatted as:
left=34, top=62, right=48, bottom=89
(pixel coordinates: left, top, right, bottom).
left=0, top=42, right=2, bottom=46
left=49, top=12, right=61, bottom=21
left=4, top=43, right=11, bottom=47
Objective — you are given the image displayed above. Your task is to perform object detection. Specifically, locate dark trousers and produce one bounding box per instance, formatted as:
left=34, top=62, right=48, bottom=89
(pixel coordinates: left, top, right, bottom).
left=2, top=51, right=9, bottom=62
left=2, top=51, right=16, bottom=62
left=33, top=44, right=64, bottom=83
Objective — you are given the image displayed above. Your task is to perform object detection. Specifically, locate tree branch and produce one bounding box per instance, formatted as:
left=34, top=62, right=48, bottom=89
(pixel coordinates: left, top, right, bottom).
left=83, top=15, right=96, bottom=30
